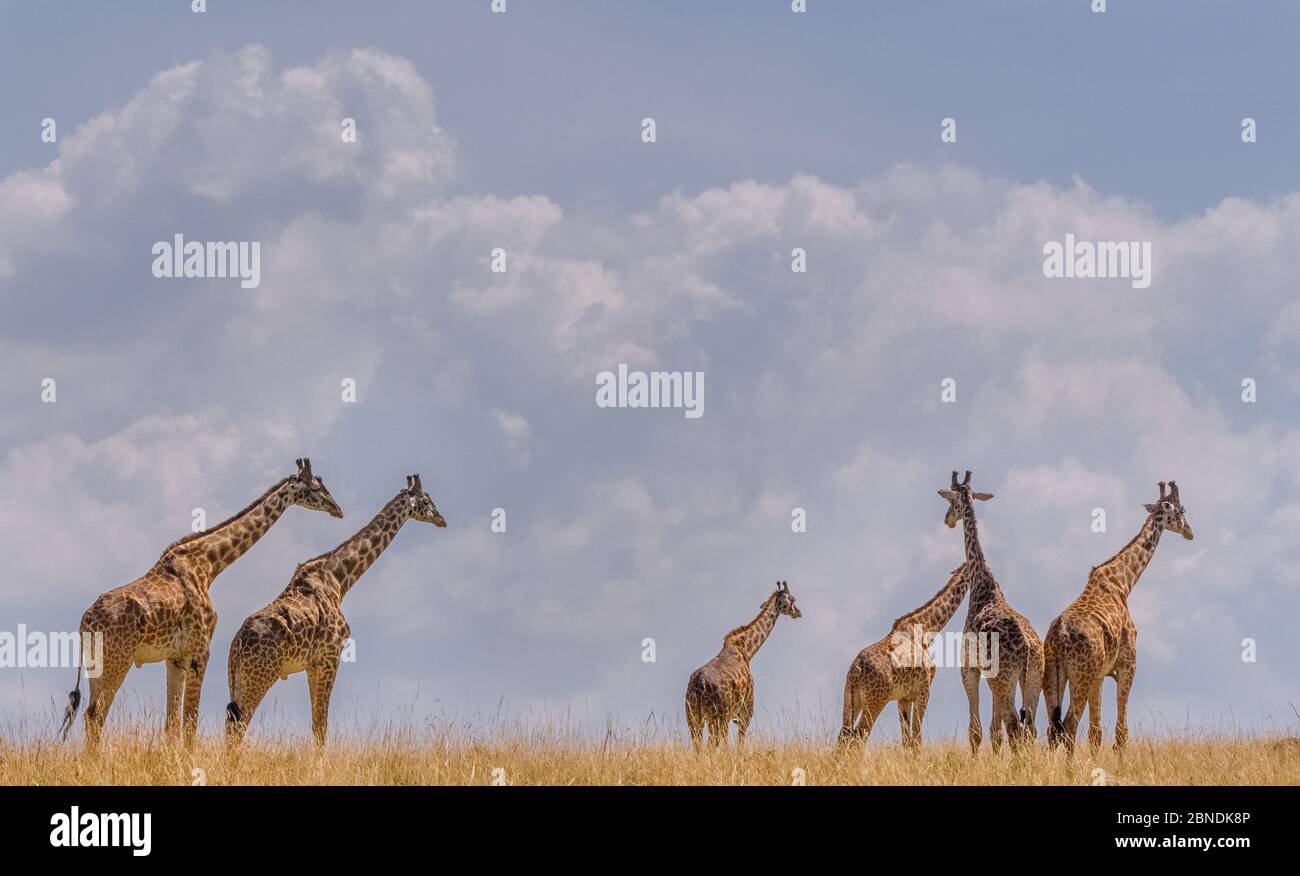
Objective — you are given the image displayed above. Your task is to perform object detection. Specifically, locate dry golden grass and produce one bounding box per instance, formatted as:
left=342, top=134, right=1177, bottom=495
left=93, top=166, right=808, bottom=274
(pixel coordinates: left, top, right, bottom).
left=3, top=711, right=1298, bottom=785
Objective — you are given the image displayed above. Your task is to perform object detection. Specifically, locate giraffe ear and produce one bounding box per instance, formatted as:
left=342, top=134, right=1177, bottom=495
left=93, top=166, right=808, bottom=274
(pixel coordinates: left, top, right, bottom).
left=972, top=492, right=993, bottom=501
left=1143, top=503, right=1158, bottom=513
left=938, top=489, right=957, bottom=500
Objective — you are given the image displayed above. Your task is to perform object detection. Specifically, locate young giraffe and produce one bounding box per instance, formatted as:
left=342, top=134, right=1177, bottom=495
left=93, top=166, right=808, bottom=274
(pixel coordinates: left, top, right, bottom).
left=940, top=470, right=1044, bottom=754
left=1045, top=480, right=1193, bottom=753
left=59, top=459, right=342, bottom=748
left=225, top=474, right=446, bottom=746
left=684, top=581, right=801, bottom=749
left=838, top=562, right=968, bottom=748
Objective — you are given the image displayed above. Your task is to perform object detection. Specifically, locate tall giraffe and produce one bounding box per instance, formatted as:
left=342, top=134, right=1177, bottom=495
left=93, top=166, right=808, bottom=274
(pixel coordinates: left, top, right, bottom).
left=1044, top=480, right=1193, bottom=752
left=225, top=474, right=446, bottom=746
left=941, top=470, right=1044, bottom=754
left=60, top=459, right=342, bottom=748
left=684, top=581, right=801, bottom=749
left=838, top=561, right=968, bottom=748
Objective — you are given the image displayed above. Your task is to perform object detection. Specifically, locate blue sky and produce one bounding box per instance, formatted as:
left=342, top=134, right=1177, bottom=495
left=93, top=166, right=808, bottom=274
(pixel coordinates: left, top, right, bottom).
left=1, top=1, right=1297, bottom=743
left=5, top=1, right=1300, bottom=216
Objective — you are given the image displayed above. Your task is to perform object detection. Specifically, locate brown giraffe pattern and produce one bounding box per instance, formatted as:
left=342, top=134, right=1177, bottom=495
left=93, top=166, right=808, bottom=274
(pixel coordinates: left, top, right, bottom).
left=684, top=581, right=801, bottom=748
left=225, top=474, right=446, bottom=746
left=839, top=561, right=968, bottom=748
left=59, top=459, right=343, bottom=748
left=1044, top=480, right=1193, bottom=753
left=941, top=471, right=1045, bottom=754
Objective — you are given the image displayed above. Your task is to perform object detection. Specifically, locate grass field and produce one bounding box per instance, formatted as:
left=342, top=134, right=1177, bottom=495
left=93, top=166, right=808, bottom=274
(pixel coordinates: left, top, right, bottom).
left=4, top=710, right=1298, bottom=785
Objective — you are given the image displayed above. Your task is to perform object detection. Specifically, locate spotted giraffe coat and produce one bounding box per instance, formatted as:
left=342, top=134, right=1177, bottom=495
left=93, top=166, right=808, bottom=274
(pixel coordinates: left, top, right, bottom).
left=226, top=476, right=446, bottom=746
left=839, top=563, right=967, bottom=746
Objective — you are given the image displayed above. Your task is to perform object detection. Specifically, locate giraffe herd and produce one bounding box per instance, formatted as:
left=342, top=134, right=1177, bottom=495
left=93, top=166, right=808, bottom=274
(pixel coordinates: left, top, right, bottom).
left=56, top=458, right=1189, bottom=756
left=688, top=471, right=1193, bottom=755
left=59, top=459, right=443, bottom=749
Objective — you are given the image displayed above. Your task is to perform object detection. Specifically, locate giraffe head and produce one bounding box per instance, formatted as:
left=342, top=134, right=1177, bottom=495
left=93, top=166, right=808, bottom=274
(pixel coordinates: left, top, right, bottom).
left=288, top=458, right=343, bottom=518
left=1145, top=480, right=1193, bottom=540
left=772, top=580, right=802, bottom=618
left=937, top=470, right=993, bottom=527
left=404, top=474, right=447, bottom=527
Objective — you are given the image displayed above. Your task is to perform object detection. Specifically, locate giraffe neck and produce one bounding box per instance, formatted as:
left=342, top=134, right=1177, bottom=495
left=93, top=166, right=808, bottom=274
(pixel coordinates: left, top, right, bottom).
left=725, top=595, right=781, bottom=663
left=1095, top=511, right=1165, bottom=598
left=323, top=493, right=412, bottom=601
left=168, top=479, right=294, bottom=586
left=958, top=494, right=1000, bottom=609
left=892, top=564, right=968, bottom=635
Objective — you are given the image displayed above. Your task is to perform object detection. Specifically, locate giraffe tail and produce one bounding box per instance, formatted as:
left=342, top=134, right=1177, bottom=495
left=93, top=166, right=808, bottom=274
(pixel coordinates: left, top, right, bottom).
left=1019, top=641, right=1044, bottom=741
left=1049, top=672, right=1067, bottom=735
left=58, top=665, right=82, bottom=742
left=1046, top=645, right=1068, bottom=745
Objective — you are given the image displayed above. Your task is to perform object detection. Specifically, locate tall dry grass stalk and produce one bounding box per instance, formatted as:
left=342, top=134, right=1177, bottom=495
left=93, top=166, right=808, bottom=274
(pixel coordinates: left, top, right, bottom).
left=3, top=704, right=1297, bottom=785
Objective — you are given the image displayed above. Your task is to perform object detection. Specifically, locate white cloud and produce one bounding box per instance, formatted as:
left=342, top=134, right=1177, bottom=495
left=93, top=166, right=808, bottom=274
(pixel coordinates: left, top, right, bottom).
left=492, top=408, right=530, bottom=466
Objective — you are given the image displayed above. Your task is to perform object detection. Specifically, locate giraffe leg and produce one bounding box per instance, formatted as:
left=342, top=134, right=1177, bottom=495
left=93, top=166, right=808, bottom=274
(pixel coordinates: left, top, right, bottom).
left=84, top=659, right=130, bottom=751
left=961, top=667, right=982, bottom=755
left=1086, top=678, right=1104, bottom=752
left=987, top=686, right=1007, bottom=754
left=839, top=668, right=863, bottom=746
left=163, top=661, right=185, bottom=740
left=1113, top=656, right=1136, bottom=752
left=709, top=714, right=729, bottom=748
left=990, top=677, right=1021, bottom=753
left=896, top=700, right=913, bottom=748
left=736, top=691, right=754, bottom=745
left=685, top=701, right=704, bottom=751
left=181, top=651, right=209, bottom=748
left=307, top=657, right=340, bottom=746
left=838, top=672, right=878, bottom=747
left=999, top=675, right=1027, bottom=753
left=1060, top=675, right=1090, bottom=756
left=909, top=687, right=930, bottom=748
left=850, top=696, right=888, bottom=748
left=225, top=665, right=276, bottom=748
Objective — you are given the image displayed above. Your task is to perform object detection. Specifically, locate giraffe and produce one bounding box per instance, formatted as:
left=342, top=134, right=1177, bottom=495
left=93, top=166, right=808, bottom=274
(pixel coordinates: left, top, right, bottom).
left=941, top=470, right=1044, bottom=754
left=59, top=459, right=343, bottom=749
left=684, top=581, right=801, bottom=749
left=1044, top=480, right=1193, bottom=753
left=225, top=474, right=446, bottom=747
left=838, top=561, right=968, bottom=748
